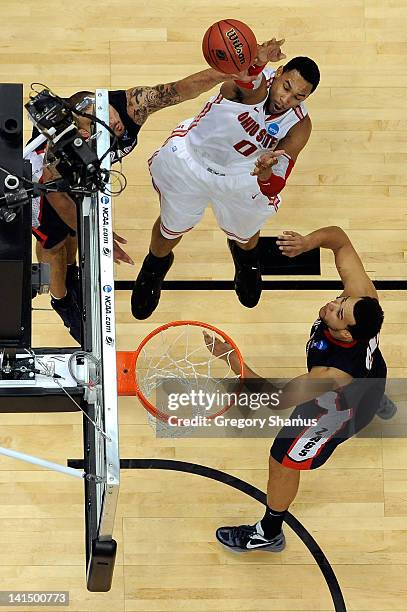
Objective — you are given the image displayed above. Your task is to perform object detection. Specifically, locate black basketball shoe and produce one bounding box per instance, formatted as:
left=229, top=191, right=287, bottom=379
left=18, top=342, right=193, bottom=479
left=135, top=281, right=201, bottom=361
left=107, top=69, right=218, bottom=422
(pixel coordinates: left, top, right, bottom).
left=228, top=239, right=262, bottom=308
left=216, top=521, right=285, bottom=553
left=51, top=294, right=82, bottom=344
left=131, top=252, right=174, bottom=320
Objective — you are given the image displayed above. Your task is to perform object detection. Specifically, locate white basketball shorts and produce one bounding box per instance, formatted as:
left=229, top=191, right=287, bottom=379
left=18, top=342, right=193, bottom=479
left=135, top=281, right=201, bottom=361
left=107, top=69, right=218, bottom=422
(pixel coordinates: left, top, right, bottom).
left=148, top=130, right=282, bottom=243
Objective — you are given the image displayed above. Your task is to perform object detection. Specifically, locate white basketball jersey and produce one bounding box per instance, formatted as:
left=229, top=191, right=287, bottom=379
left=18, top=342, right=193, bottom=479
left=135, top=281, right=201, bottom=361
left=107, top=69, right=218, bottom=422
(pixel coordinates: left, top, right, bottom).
left=175, top=68, right=308, bottom=175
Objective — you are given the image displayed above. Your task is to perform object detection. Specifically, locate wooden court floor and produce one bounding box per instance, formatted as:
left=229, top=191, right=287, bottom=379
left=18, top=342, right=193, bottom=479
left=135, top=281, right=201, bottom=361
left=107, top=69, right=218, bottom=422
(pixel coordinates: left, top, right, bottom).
left=1, top=0, right=407, bottom=609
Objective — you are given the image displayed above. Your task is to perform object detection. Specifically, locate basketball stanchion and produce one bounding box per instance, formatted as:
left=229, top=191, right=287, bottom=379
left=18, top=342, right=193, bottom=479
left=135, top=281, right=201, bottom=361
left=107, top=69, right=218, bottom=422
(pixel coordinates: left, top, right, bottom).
left=78, top=89, right=120, bottom=592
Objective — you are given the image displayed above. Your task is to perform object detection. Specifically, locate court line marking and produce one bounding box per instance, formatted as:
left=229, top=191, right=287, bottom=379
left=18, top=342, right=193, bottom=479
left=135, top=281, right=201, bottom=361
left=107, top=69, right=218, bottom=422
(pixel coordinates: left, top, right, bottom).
left=68, top=457, right=347, bottom=611
left=115, top=279, right=407, bottom=290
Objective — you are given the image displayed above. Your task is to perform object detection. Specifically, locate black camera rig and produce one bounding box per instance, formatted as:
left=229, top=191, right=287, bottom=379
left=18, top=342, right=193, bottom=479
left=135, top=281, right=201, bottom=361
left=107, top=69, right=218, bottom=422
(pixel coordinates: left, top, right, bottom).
left=0, top=83, right=123, bottom=351
left=25, top=87, right=110, bottom=191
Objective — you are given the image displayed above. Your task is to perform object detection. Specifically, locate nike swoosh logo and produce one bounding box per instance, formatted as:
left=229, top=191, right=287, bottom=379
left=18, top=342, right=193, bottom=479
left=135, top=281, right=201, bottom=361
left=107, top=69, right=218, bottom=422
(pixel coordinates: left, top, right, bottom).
left=246, top=539, right=274, bottom=549
left=252, top=194, right=259, bottom=199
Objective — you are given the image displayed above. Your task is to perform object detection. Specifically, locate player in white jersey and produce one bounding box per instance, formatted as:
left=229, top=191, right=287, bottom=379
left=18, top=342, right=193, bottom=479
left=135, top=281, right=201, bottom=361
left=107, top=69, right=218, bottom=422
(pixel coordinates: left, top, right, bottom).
left=28, top=66, right=257, bottom=342
left=131, top=48, right=320, bottom=320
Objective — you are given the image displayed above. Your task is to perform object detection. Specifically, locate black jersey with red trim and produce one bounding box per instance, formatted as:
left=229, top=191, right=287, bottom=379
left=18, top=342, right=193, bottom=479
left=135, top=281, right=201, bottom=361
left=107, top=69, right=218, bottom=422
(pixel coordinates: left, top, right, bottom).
left=306, top=318, right=386, bottom=378
left=108, top=89, right=140, bottom=163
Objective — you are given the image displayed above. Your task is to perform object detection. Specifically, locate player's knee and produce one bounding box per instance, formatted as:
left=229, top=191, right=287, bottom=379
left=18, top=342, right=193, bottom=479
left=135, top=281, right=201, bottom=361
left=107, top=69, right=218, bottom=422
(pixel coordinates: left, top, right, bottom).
left=267, top=460, right=302, bottom=495
left=269, top=450, right=311, bottom=473
left=157, top=219, right=188, bottom=242
left=44, top=239, right=67, bottom=256
left=237, top=233, right=259, bottom=250
left=269, top=455, right=293, bottom=474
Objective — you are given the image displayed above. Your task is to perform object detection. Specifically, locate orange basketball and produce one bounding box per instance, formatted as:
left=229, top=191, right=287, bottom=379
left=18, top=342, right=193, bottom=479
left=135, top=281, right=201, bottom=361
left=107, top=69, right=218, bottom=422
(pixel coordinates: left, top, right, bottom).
left=202, top=19, right=257, bottom=74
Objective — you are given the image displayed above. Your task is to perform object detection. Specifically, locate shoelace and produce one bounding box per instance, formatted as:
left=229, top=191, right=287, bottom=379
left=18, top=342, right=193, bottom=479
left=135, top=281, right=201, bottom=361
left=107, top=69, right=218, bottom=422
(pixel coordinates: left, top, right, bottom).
left=231, top=524, right=257, bottom=542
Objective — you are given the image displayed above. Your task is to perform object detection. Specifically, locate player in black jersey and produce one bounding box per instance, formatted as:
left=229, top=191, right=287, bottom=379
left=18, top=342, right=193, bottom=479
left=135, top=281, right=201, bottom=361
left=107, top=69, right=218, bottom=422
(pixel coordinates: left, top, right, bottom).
left=204, top=226, right=387, bottom=552
left=30, top=67, right=256, bottom=342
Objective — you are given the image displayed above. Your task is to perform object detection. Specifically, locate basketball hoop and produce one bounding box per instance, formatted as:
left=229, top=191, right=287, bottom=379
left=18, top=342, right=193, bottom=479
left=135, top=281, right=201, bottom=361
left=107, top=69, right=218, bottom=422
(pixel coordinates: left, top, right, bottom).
left=117, top=321, right=244, bottom=427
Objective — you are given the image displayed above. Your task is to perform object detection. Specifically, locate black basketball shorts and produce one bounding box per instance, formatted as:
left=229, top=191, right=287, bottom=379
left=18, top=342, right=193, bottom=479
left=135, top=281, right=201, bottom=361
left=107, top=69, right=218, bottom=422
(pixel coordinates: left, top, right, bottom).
left=270, top=374, right=387, bottom=470
left=32, top=196, right=76, bottom=250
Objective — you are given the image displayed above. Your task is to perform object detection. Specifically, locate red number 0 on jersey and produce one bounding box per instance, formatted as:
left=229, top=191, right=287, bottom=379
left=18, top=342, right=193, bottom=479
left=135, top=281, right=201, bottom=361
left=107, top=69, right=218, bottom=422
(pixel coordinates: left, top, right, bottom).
left=233, top=139, right=258, bottom=157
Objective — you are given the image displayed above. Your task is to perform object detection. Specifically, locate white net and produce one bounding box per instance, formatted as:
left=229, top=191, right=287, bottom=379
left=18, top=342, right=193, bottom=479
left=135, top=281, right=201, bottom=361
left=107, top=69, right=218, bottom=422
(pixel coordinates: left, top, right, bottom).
left=135, top=323, right=243, bottom=435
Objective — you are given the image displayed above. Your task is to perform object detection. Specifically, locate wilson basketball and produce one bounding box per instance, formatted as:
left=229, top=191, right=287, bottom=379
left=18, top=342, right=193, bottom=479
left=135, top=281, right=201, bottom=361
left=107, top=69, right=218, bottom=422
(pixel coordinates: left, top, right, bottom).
left=202, top=19, right=257, bottom=74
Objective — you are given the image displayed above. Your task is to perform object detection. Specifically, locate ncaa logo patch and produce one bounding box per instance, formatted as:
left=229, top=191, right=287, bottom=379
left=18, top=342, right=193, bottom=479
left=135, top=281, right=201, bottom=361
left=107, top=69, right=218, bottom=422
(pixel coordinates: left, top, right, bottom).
left=103, top=285, right=113, bottom=293
left=267, top=122, right=280, bottom=136
left=101, top=196, right=110, bottom=205
left=311, top=339, right=328, bottom=351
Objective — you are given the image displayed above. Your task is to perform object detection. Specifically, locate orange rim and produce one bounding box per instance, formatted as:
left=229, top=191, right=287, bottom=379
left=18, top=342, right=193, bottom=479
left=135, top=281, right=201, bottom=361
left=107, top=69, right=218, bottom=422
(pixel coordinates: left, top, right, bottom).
left=133, top=320, right=245, bottom=422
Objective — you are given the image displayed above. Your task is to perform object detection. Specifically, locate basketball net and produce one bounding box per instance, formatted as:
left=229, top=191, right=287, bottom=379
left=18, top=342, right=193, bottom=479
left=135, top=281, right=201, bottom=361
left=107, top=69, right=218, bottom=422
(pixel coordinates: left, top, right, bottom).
left=117, top=321, right=244, bottom=436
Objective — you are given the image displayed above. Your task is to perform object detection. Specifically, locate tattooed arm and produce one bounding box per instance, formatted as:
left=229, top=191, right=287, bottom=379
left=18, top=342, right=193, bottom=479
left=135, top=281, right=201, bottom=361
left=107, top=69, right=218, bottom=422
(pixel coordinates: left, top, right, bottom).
left=126, top=68, right=246, bottom=126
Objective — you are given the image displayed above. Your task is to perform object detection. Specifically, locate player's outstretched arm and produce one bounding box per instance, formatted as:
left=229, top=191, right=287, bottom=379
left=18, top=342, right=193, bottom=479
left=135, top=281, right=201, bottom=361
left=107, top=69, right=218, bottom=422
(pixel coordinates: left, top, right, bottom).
left=125, top=68, right=255, bottom=127
left=203, top=330, right=351, bottom=411
left=251, top=117, right=312, bottom=197
left=268, top=367, right=352, bottom=411
left=277, top=226, right=378, bottom=299
left=126, top=38, right=286, bottom=125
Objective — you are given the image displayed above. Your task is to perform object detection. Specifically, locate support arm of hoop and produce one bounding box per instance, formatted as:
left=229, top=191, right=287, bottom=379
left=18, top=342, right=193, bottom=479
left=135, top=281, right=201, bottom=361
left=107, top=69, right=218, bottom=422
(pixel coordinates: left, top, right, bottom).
left=117, top=351, right=138, bottom=396
left=0, top=446, right=84, bottom=479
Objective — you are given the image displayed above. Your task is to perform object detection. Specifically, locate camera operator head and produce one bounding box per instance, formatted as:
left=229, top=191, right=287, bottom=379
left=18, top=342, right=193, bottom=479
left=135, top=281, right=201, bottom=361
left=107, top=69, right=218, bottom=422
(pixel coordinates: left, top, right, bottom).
left=63, top=89, right=141, bottom=164
left=66, top=91, right=125, bottom=139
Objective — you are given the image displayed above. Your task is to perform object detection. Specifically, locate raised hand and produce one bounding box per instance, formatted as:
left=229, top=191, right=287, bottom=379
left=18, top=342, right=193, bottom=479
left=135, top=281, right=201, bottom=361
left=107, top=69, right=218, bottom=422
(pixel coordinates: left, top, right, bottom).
left=255, top=38, right=286, bottom=65
left=276, top=231, right=310, bottom=258
left=251, top=149, right=286, bottom=181
left=203, top=330, right=233, bottom=361
left=113, top=232, right=134, bottom=265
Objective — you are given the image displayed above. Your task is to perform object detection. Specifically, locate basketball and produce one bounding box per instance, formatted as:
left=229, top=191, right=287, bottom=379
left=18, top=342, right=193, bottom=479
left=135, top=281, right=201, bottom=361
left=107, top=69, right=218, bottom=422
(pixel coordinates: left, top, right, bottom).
left=202, top=19, right=257, bottom=74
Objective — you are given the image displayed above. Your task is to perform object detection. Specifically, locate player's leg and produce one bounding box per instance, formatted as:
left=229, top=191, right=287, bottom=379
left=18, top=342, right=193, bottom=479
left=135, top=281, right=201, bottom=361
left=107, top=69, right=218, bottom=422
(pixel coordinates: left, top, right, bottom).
left=65, top=233, right=78, bottom=265
left=267, top=456, right=300, bottom=511
left=217, top=378, right=387, bottom=552
left=65, top=233, right=80, bottom=304
left=33, top=198, right=81, bottom=342
left=64, top=192, right=83, bottom=305
left=215, top=452, right=298, bottom=553
left=33, top=198, right=75, bottom=300
left=215, top=397, right=331, bottom=553
left=36, top=239, right=67, bottom=300
left=150, top=217, right=183, bottom=257
left=131, top=141, right=208, bottom=320
left=36, top=238, right=81, bottom=343
left=131, top=217, right=182, bottom=320
left=212, top=177, right=282, bottom=308
left=227, top=232, right=262, bottom=308
left=260, top=456, right=299, bottom=541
